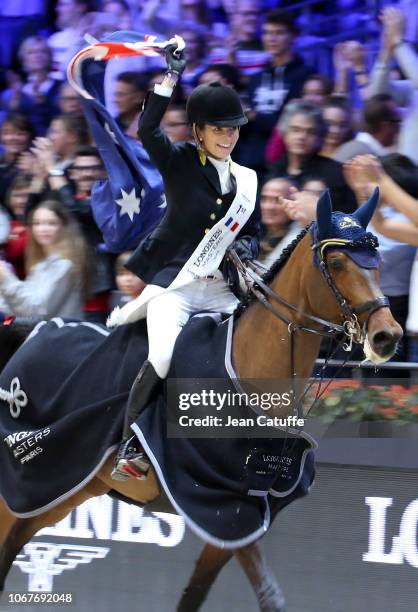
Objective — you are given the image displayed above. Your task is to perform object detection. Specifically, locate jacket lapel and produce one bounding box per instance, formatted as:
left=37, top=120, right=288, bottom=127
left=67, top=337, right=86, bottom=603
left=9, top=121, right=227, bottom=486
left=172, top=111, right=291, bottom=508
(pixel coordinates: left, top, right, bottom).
left=230, top=172, right=237, bottom=197
left=194, top=147, right=238, bottom=197
left=200, top=160, right=222, bottom=195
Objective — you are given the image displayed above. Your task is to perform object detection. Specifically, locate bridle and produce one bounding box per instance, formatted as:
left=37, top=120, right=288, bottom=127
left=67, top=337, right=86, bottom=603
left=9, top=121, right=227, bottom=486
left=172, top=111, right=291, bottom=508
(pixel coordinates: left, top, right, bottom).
left=309, top=229, right=389, bottom=347
left=230, top=232, right=388, bottom=347
left=228, top=226, right=389, bottom=399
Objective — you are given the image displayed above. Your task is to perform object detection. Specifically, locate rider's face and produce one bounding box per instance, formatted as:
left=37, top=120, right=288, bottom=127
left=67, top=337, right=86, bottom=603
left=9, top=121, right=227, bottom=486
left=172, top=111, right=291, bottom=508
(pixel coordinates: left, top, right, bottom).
left=196, top=124, right=239, bottom=160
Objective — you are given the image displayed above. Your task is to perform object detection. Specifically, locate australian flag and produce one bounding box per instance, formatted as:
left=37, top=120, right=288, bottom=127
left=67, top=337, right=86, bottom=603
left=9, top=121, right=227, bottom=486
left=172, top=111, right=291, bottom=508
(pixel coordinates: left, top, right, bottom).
left=67, top=31, right=168, bottom=252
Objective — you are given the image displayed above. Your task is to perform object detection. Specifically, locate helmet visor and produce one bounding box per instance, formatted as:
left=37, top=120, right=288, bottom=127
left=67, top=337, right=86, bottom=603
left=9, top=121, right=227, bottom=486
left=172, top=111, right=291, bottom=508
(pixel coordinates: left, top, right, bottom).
left=205, top=115, right=248, bottom=128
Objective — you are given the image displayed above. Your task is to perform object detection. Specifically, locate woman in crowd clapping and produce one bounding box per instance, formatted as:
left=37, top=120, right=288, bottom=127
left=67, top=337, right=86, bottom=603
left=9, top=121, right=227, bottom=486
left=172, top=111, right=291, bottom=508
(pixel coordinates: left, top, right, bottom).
left=0, top=199, right=90, bottom=319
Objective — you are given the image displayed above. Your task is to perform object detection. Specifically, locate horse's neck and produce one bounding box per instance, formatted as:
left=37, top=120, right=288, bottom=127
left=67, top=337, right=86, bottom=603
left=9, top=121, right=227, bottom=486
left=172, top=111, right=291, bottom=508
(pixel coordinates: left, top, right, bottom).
left=232, top=237, right=322, bottom=379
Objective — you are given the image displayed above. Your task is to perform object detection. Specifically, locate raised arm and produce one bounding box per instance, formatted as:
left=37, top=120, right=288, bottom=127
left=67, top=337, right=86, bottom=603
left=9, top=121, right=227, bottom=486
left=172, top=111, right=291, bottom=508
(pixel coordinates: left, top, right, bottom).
left=344, top=155, right=418, bottom=226
left=137, top=43, right=186, bottom=175
left=368, top=7, right=414, bottom=105
left=333, top=41, right=370, bottom=100
left=371, top=210, right=418, bottom=246
left=394, top=44, right=418, bottom=90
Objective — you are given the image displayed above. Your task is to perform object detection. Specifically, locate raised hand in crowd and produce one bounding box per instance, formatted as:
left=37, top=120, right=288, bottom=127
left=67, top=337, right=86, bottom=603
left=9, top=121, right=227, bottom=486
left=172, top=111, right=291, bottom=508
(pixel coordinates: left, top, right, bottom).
left=333, top=42, right=350, bottom=95
left=333, top=41, right=369, bottom=95
left=369, top=5, right=418, bottom=164
left=346, top=154, right=378, bottom=183
left=343, top=154, right=382, bottom=200
left=28, top=137, right=68, bottom=193
left=345, top=41, right=367, bottom=73
left=380, top=6, right=405, bottom=59
left=16, top=151, right=37, bottom=176
left=278, top=185, right=318, bottom=226
left=30, top=137, right=56, bottom=174
left=346, top=40, right=369, bottom=90
left=19, top=148, right=49, bottom=195
left=344, top=154, right=418, bottom=227
left=344, top=155, right=418, bottom=247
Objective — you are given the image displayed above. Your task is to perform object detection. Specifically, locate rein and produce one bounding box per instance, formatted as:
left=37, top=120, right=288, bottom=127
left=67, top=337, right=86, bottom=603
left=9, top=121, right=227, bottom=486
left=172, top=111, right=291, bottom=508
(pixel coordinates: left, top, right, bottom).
left=230, top=230, right=389, bottom=350
left=228, top=230, right=389, bottom=422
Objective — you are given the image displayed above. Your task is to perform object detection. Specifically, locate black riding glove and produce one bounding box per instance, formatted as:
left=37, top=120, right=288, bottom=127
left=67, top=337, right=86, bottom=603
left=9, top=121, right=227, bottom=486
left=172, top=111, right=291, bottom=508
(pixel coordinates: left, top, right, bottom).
left=222, top=236, right=258, bottom=298
left=229, top=235, right=259, bottom=262
left=165, top=43, right=186, bottom=76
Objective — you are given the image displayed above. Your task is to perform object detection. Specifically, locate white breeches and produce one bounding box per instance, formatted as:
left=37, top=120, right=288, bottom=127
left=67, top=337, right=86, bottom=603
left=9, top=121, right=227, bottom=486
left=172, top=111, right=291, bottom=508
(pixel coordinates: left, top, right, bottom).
left=145, top=276, right=238, bottom=378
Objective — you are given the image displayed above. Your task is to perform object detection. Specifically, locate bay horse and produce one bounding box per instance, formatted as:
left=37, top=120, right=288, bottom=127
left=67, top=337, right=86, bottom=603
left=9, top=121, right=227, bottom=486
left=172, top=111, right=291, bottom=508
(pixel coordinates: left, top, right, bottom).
left=0, top=191, right=402, bottom=611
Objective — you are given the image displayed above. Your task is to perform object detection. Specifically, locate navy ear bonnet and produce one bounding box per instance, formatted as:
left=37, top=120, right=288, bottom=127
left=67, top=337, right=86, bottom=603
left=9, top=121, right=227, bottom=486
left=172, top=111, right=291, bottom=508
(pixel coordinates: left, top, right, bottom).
left=311, top=188, right=381, bottom=269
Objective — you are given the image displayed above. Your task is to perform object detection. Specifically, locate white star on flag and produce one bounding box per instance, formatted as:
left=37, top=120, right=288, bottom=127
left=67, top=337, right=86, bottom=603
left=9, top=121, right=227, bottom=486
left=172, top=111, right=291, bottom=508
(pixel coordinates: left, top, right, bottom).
left=116, top=187, right=143, bottom=221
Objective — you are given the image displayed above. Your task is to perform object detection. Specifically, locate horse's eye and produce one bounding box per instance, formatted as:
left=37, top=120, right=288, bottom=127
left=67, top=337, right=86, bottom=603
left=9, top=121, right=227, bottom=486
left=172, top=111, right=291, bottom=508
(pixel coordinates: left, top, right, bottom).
left=329, top=258, right=343, bottom=271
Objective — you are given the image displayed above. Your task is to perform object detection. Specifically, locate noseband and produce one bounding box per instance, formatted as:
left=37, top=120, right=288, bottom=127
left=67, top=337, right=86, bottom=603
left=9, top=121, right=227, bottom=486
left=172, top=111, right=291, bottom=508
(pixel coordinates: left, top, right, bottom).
left=229, top=228, right=390, bottom=427
left=310, top=232, right=389, bottom=347
left=230, top=228, right=389, bottom=351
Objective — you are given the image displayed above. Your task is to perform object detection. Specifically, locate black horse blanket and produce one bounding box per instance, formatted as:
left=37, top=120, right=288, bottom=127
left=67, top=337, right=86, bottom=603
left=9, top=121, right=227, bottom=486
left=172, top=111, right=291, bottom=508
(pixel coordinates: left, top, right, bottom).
left=0, top=315, right=315, bottom=548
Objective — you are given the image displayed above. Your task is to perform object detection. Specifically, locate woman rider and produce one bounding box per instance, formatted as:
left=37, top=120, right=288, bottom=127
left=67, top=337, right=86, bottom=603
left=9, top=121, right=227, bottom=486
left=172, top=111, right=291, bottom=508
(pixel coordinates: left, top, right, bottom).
left=111, top=42, right=261, bottom=480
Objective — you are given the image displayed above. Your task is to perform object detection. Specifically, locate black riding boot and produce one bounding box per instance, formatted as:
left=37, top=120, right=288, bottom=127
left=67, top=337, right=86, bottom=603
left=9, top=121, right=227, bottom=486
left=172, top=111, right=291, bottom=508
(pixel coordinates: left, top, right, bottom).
left=111, top=360, right=161, bottom=481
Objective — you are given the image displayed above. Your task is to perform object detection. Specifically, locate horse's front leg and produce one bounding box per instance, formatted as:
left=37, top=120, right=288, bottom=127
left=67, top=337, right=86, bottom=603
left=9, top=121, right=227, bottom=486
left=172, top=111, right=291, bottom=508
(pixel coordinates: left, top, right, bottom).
left=234, top=541, right=286, bottom=612
left=176, top=544, right=233, bottom=612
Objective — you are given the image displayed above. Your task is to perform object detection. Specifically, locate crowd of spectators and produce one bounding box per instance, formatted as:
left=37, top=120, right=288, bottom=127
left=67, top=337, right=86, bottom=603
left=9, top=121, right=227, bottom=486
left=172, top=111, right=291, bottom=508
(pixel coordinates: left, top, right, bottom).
left=1, top=0, right=418, bottom=368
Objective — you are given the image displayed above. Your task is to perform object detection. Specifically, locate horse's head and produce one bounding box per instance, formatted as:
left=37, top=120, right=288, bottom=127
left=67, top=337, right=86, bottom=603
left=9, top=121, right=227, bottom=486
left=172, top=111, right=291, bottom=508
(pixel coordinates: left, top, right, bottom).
left=306, top=188, right=402, bottom=363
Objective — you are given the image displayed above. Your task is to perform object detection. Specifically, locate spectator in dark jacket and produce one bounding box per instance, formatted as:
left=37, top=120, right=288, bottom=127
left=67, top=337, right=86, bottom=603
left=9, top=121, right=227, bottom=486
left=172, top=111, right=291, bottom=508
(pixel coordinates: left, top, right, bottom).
left=113, top=72, right=148, bottom=133
left=0, top=113, right=34, bottom=205
left=269, top=100, right=357, bottom=213
left=236, top=10, right=315, bottom=176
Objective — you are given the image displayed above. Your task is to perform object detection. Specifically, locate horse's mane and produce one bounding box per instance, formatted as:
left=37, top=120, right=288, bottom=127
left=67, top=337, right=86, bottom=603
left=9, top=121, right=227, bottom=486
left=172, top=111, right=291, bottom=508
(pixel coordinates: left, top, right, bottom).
left=234, top=224, right=312, bottom=319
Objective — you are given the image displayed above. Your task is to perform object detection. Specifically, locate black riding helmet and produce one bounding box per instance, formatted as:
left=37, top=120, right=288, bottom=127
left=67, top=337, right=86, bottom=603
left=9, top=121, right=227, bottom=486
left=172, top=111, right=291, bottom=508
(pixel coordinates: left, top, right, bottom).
left=186, top=82, right=248, bottom=127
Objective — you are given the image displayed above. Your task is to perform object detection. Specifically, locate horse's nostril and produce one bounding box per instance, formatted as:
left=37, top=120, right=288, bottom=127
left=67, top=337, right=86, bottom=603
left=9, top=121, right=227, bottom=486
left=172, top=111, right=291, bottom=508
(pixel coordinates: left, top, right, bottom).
left=373, top=331, right=392, bottom=344
left=372, top=331, right=397, bottom=355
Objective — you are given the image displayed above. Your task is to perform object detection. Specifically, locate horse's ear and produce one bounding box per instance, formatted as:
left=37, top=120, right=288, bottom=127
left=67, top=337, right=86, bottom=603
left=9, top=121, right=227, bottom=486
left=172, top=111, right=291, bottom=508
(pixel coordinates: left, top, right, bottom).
left=353, top=187, right=380, bottom=229
left=316, top=189, right=333, bottom=241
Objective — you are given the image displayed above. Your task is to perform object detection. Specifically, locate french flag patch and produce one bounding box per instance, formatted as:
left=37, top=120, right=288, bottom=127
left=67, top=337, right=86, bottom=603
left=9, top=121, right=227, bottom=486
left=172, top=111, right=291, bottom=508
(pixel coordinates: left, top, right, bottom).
left=225, top=217, right=239, bottom=232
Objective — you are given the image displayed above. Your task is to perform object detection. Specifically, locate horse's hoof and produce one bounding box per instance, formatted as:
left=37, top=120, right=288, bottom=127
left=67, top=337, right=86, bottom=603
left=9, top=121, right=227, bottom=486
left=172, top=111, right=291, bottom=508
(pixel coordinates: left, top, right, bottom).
left=260, top=586, right=286, bottom=612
